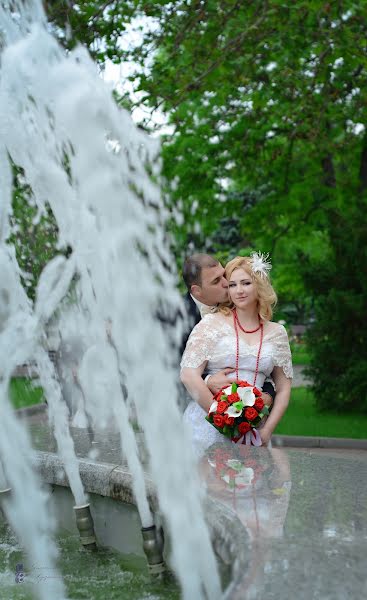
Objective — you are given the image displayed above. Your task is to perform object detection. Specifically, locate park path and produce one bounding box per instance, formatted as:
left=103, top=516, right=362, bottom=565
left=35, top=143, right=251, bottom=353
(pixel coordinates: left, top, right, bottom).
left=292, top=365, right=311, bottom=388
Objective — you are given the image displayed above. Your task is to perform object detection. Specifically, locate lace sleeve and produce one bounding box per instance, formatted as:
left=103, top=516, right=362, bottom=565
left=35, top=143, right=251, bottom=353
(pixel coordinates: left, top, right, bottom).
left=180, top=314, right=222, bottom=369
left=272, top=325, right=293, bottom=379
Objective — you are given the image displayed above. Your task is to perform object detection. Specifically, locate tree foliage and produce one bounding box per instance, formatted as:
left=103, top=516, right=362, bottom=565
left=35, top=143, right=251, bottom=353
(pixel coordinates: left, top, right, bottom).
left=303, top=204, right=367, bottom=412
left=115, top=0, right=367, bottom=410
left=8, top=166, right=62, bottom=301
left=44, top=0, right=135, bottom=61
left=8, top=1, right=367, bottom=409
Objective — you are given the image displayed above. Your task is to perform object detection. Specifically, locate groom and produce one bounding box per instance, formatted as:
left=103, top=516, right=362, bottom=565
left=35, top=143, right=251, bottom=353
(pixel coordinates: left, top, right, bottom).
left=182, top=253, right=275, bottom=407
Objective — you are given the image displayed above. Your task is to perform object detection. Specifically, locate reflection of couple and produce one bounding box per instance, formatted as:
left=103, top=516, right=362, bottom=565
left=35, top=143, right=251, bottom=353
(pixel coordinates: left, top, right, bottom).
left=180, top=253, right=293, bottom=453
left=200, top=444, right=291, bottom=541
left=201, top=443, right=292, bottom=599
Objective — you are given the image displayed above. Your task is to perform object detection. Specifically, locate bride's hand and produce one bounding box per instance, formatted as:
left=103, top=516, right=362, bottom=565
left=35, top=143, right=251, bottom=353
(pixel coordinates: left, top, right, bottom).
left=206, top=368, right=236, bottom=394
left=259, top=427, right=272, bottom=446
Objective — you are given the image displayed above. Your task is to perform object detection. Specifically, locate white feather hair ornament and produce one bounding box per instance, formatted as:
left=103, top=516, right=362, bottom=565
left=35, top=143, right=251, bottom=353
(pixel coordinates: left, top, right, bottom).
left=250, top=252, right=272, bottom=278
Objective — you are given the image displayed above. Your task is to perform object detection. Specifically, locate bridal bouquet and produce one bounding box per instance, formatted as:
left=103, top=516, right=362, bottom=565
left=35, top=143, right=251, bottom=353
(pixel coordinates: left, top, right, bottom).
left=207, top=446, right=267, bottom=491
left=206, top=381, right=269, bottom=445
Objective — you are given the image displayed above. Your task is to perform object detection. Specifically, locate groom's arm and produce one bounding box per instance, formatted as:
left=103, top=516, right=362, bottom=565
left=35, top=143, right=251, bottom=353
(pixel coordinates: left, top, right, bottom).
left=262, top=380, right=275, bottom=407
left=206, top=371, right=275, bottom=407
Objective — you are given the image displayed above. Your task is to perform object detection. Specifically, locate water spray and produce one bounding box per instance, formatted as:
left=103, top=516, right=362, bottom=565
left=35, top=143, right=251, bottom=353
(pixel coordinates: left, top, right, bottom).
left=0, top=487, right=11, bottom=518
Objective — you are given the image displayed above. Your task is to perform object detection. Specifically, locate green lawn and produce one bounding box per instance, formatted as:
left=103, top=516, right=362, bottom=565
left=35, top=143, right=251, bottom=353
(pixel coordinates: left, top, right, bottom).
left=10, top=378, right=44, bottom=409
left=290, top=343, right=311, bottom=366
left=275, top=387, right=367, bottom=439
left=10, top=378, right=367, bottom=440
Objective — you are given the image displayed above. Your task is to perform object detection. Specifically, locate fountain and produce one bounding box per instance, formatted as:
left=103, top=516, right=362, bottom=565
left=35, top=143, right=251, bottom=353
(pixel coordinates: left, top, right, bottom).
left=1, top=3, right=367, bottom=600
left=0, top=0, right=221, bottom=598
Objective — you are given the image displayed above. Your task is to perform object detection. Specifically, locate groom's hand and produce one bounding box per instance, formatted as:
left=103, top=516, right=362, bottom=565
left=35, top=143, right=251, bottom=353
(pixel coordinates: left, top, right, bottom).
left=206, top=368, right=236, bottom=394
left=261, top=392, right=273, bottom=408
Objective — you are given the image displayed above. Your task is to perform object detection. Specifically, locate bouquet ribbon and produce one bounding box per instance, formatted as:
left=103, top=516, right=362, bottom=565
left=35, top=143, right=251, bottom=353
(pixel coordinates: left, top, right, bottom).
left=242, top=428, right=262, bottom=446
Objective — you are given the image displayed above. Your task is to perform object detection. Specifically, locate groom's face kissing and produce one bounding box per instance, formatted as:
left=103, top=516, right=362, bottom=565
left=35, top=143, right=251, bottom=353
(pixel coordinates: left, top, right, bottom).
left=192, top=263, right=228, bottom=306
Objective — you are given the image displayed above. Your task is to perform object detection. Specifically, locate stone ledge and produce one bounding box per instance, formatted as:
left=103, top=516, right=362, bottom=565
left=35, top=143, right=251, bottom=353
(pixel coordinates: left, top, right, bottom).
left=273, top=434, right=367, bottom=450
left=32, top=449, right=249, bottom=599
left=16, top=402, right=48, bottom=418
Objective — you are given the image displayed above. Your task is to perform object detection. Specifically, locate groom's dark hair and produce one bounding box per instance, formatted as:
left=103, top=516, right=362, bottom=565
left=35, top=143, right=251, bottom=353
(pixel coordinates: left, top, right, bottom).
left=182, top=254, right=219, bottom=290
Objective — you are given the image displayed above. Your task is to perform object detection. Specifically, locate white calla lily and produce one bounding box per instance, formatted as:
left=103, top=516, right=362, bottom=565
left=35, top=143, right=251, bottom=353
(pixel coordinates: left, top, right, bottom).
left=222, top=468, right=254, bottom=486
left=226, top=459, right=242, bottom=471
left=237, top=386, right=256, bottom=406
left=209, top=400, right=218, bottom=414
left=223, top=385, right=233, bottom=396
left=225, top=405, right=243, bottom=418
left=236, top=468, right=254, bottom=485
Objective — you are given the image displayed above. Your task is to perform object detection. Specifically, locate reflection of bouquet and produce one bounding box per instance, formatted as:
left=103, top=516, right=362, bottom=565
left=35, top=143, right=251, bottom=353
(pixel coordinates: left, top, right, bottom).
left=205, top=381, right=269, bottom=445
left=208, top=447, right=266, bottom=491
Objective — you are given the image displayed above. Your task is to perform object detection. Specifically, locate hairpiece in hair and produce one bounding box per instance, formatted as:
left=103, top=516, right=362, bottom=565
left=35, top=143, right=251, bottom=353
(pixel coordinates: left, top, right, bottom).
left=250, top=252, right=272, bottom=278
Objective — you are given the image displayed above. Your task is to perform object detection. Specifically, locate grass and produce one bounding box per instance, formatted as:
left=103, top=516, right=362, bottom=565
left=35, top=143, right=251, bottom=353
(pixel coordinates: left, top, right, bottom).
left=275, top=387, right=367, bottom=439
left=290, top=343, right=311, bottom=366
left=10, top=378, right=367, bottom=441
left=9, top=377, right=44, bottom=409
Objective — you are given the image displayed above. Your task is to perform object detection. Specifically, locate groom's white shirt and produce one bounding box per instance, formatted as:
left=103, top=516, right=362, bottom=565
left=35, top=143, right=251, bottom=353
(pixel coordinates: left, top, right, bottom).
left=190, top=294, right=217, bottom=318
left=190, top=295, right=216, bottom=384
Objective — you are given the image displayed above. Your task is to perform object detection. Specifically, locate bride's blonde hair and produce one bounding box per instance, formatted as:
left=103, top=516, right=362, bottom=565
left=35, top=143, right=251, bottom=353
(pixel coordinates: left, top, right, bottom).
left=218, top=256, right=277, bottom=321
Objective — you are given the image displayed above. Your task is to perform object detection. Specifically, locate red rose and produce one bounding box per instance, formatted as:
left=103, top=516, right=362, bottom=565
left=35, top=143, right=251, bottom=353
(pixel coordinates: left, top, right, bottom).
left=225, top=415, right=235, bottom=426
left=214, top=449, right=231, bottom=463
left=216, top=401, right=228, bottom=414
left=238, top=421, right=251, bottom=434
left=254, top=398, right=264, bottom=411
left=253, top=387, right=262, bottom=397
left=227, top=393, right=240, bottom=404
left=226, top=468, right=237, bottom=478
left=213, top=414, right=225, bottom=428
left=244, top=407, right=259, bottom=421
left=238, top=381, right=251, bottom=387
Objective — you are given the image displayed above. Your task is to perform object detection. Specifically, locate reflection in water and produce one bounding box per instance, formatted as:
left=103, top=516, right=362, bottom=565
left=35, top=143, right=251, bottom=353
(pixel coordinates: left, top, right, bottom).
left=201, top=446, right=367, bottom=599
left=201, top=444, right=291, bottom=541
left=200, top=445, right=291, bottom=599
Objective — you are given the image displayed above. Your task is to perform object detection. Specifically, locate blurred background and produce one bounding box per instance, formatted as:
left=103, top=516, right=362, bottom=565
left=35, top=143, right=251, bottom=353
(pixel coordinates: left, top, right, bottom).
left=9, top=1, right=367, bottom=435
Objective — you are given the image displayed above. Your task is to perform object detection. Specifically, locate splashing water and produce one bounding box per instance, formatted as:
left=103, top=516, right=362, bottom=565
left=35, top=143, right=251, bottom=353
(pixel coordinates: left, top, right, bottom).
left=0, top=2, right=221, bottom=599
left=0, top=246, right=67, bottom=600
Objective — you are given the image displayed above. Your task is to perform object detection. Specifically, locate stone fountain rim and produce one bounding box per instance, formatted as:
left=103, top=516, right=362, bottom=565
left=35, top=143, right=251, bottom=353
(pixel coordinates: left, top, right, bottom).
left=33, top=449, right=249, bottom=599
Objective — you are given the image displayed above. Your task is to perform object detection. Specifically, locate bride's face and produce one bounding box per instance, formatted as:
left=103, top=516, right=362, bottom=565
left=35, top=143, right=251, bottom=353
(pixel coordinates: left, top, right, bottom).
left=228, top=267, right=258, bottom=309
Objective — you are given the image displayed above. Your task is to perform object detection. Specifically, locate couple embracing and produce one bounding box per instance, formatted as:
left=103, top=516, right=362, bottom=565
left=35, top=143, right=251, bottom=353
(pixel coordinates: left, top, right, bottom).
left=180, top=253, right=293, bottom=453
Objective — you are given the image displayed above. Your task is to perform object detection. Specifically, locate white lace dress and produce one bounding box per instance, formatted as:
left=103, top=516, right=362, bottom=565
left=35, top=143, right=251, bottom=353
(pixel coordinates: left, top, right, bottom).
left=181, top=314, right=293, bottom=454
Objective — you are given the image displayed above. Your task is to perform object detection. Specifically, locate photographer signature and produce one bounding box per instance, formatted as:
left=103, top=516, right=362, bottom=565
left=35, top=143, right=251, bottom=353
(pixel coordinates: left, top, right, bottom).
left=15, top=563, right=63, bottom=584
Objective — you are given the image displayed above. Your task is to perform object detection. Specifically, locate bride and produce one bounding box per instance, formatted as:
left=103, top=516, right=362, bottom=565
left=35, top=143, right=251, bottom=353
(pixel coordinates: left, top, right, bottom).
left=180, top=253, right=293, bottom=451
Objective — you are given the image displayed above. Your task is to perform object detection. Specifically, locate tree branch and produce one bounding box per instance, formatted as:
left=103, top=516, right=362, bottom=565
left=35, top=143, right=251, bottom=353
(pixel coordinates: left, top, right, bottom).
left=358, top=130, right=367, bottom=192
left=153, top=6, right=267, bottom=111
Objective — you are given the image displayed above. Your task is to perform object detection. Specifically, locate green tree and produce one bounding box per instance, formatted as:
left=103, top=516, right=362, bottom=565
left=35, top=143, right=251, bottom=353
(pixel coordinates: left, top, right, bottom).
left=117, top=0, right=367, bottom=409
left=303, top=200, right=367, bottom=412
left=8, top=165, right=63, bottom=301
left=7, top=1, right=367, bottom=409
left=44, top=0, right=134, bottom=61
